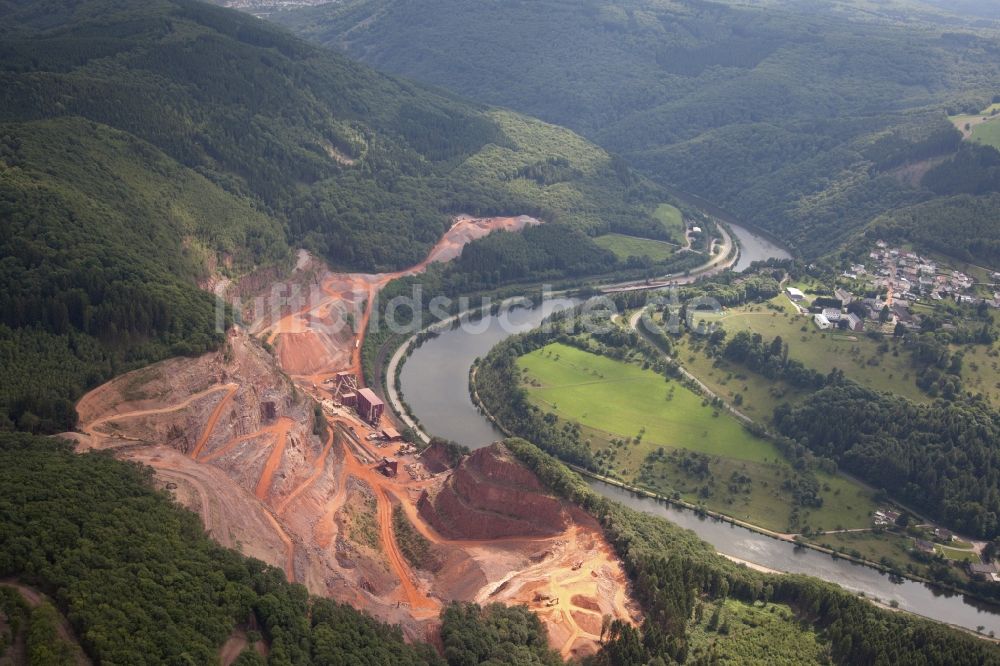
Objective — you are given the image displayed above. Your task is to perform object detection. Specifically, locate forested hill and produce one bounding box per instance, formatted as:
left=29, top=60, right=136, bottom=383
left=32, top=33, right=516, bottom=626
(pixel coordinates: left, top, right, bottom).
left=0, top=0, right=663, bottom=434
left=274, top=0, right=1000, bottom=257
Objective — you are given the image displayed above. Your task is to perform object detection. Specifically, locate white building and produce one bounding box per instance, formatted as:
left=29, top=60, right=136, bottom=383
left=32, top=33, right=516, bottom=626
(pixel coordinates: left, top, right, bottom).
left=814, top=314, right=832, bottom=330
left=786, top=286, right=805, bottom=301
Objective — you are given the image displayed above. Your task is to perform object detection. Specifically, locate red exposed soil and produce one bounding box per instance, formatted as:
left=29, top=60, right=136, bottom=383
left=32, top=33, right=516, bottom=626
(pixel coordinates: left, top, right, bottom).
left=418, top=441, right=457, bottom=474
left=418, top=444, right=569, bottom=540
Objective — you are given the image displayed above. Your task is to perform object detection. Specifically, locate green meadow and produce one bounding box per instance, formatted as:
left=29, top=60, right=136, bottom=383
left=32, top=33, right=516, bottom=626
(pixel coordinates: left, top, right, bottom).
left=971, top=117, right=1000, bottom=150
left=595, top=233, right=677, bottom=262
left=518, top=343, right=774, bottom=462
left=687, top=297, right=927, bottom=403
left=653, top=202, right=686, bottom=244
left=517, top=342, right=876, bottom=533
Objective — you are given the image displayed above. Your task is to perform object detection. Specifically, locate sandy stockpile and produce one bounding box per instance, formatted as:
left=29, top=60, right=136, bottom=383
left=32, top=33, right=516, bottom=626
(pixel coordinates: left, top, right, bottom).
left=419, top=215, right=541, bottom=266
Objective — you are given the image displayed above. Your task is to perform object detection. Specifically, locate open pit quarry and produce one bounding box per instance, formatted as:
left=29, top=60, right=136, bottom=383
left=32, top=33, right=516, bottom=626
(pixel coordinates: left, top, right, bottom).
left=68, top=215, right=639, bottom=660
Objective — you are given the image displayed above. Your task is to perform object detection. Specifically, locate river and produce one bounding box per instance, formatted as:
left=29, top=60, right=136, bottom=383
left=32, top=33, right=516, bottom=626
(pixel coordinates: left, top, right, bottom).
left=396, top=222, right=1000, bottom=635
left=729, top=223, right=791, bottom=272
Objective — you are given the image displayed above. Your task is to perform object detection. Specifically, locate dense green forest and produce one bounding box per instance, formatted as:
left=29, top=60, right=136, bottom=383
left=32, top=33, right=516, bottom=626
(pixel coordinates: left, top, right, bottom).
left=0, top=0, right=669, bottom=434
left=276, top=0, right=1000, bottom=257
left=0, top=117, right=285, bottom=433
left=774, top=383, right=1000, bottom=539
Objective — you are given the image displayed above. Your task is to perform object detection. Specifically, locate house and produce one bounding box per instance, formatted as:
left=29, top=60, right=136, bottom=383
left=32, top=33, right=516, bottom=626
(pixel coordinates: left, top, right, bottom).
left=914, top=539, right=935, bottom=554
left=786, top=286, right=805, bottom=301
left=932, top=527, right=954, bottom=542
left=834, top=288, right=853, bottom=305
left=968, top=561, right=1000, bottom=582
left=814, top=314, right=832, bottom=330
left=690, top=226, right=703, bottom=235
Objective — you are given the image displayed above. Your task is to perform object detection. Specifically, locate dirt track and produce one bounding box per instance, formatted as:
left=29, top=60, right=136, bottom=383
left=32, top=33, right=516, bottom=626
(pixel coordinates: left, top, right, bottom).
left=0, top=580, right=91, bottom=665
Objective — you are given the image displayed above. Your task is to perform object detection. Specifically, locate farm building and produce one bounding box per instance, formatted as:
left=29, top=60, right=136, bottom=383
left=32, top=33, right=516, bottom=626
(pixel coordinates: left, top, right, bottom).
left=356, top=387, right=384, bottom=425
left=786, top=286, right=805, bottom=301
left=813, top=313, right=832, bottom=330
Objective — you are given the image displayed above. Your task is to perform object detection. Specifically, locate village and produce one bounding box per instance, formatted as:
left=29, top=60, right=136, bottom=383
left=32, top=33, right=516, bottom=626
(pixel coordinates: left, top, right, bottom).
left=783, top=241, right=999, bottom=335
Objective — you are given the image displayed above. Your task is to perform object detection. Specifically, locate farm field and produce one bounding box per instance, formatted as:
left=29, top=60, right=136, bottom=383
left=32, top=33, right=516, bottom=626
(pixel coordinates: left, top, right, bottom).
left=517, top=342, right=876, bottom=533
left=518, top=343, right=775, bottom=463
left=595, top=232, right=676, bottom=262
left=653, top=202, right=686, bottom=244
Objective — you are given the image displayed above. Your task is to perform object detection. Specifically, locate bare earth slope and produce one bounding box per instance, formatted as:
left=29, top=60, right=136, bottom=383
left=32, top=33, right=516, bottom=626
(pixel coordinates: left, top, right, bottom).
left=69, top=215, right=637, bottom=655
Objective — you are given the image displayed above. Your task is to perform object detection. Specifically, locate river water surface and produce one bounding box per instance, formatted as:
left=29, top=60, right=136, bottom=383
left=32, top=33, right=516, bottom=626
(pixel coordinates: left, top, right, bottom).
left=398, top=222, right=1000, bottom=634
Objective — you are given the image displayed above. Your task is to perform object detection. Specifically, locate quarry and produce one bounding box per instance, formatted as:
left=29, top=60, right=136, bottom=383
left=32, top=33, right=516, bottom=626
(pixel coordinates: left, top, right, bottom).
left=68, top=215, right=638, bottom=660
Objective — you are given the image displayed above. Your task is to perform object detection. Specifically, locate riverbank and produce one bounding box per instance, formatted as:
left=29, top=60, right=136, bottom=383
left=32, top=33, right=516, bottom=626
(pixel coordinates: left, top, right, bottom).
left=464, top=358, right=1000, bottom=626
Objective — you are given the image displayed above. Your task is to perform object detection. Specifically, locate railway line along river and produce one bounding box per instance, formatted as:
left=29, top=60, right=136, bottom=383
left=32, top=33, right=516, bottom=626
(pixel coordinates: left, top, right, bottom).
left=397, top=221, right=1000, bottom=636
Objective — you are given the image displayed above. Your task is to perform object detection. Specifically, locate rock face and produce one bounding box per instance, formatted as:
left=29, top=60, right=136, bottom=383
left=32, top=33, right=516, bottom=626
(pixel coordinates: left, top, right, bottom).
left=418, top=443, right=569, bottom=540
left=419, top=440, right=459, bottom=474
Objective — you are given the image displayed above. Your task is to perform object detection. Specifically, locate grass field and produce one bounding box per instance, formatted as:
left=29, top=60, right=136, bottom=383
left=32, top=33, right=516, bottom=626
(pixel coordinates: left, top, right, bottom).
left=971, top=117, right=1000, bottom=150
left=689, top=297, right=927, bottom=403
left=653, top=202, right=686, bottom=244
left=937, top=544, right=980, bottom=562
left=814, top=530, right=977, bottom=581
left=518, top=342, right=876, bottom=533
left=519, top=343, right=775, bottom=462
left=816, top=531, right=917, bottom=568
left=958, top=343, right=1000, bottom=409
left=950, top=103, right=1000, bottom=143
left=673, top=334, right=803, bottom=422
left=595, top=232, right=677, bottom=262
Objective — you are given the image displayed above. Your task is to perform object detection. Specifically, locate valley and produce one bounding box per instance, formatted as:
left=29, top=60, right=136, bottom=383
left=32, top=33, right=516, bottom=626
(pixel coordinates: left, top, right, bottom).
left=4, top=0, right=1000, bottom=662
